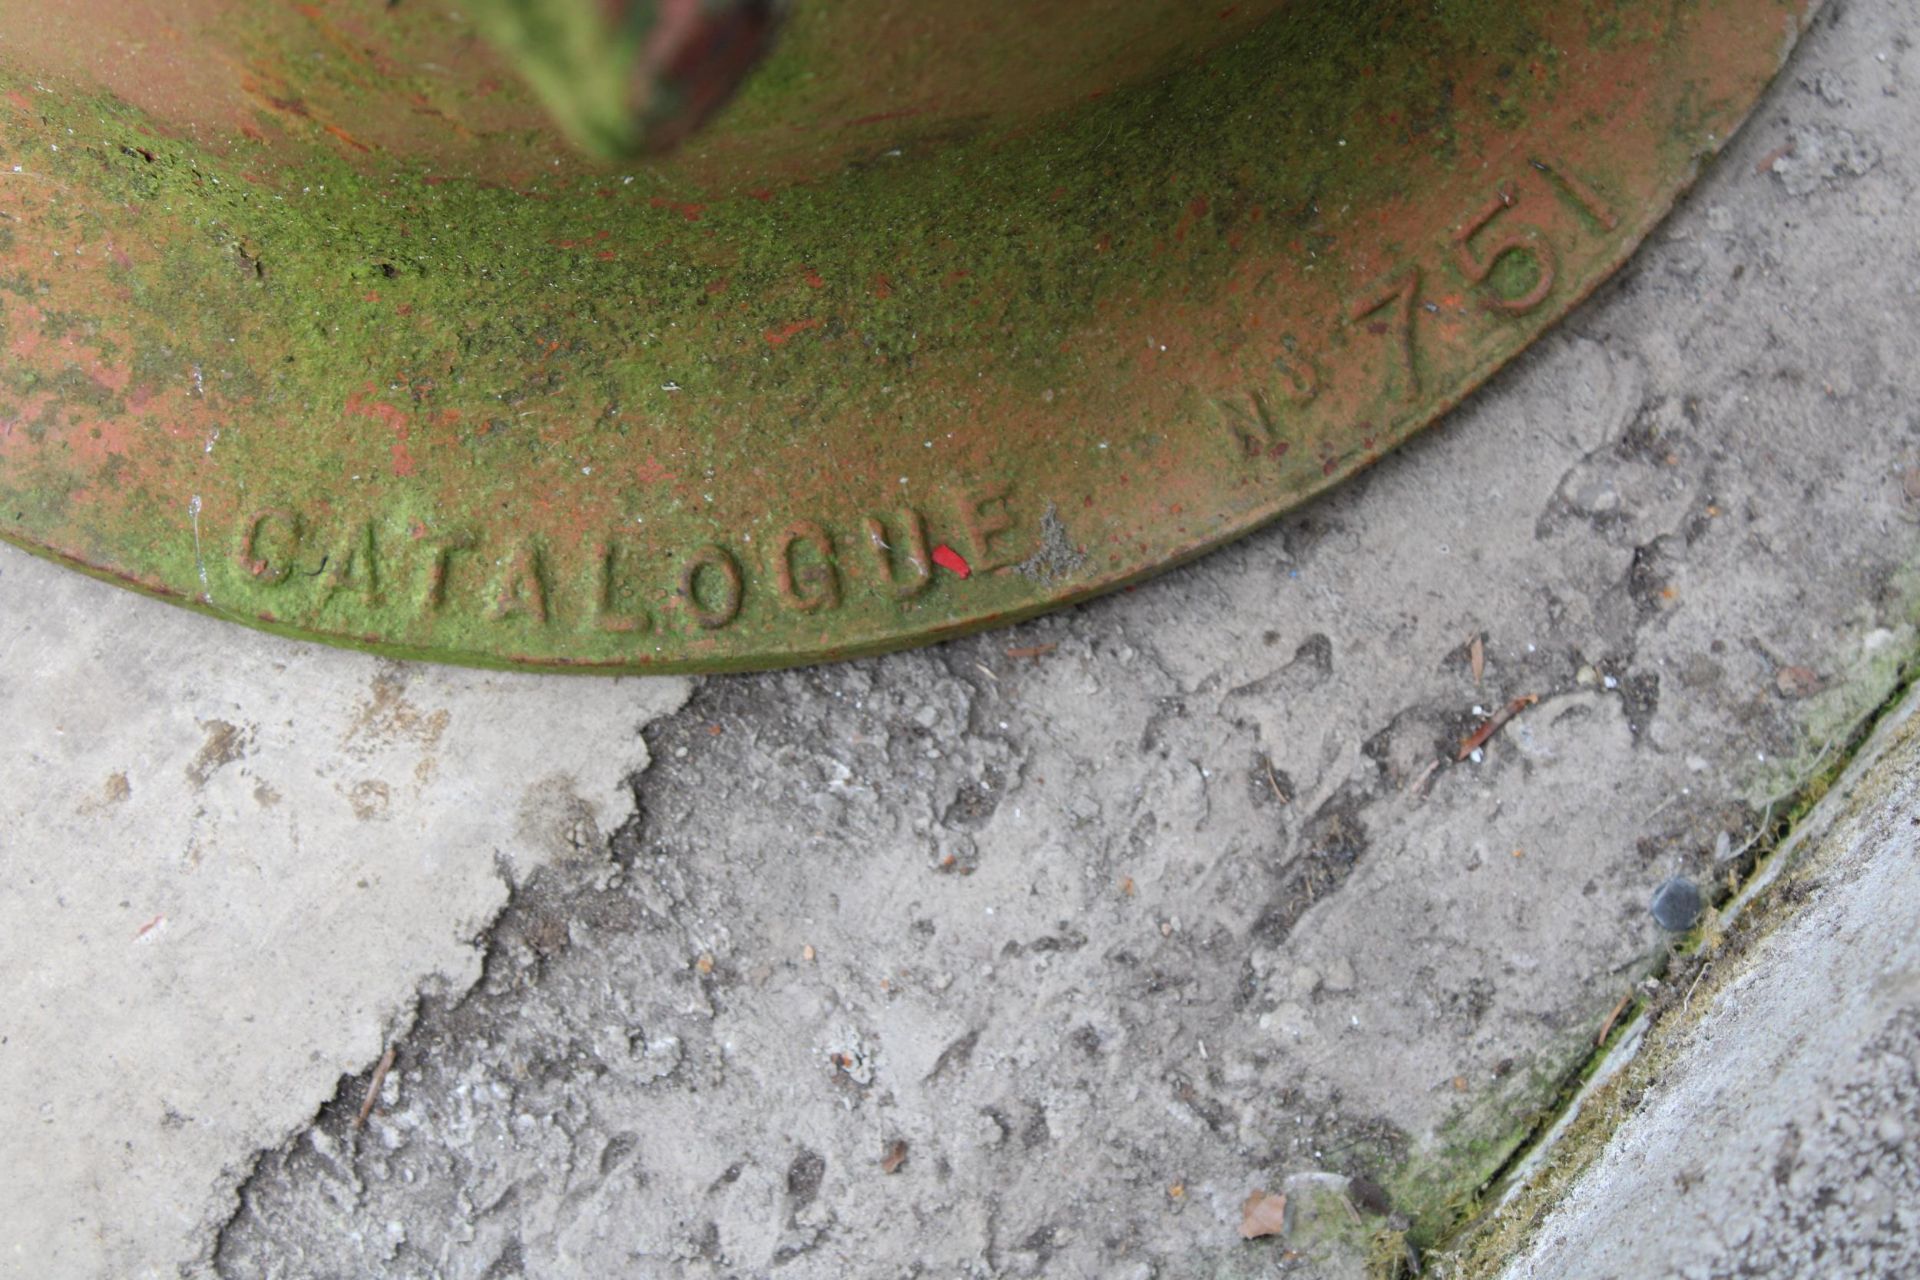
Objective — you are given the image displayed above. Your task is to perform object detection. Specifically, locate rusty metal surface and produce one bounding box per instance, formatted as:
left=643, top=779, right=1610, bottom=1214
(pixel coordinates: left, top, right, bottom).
left=0, top=0, right=1812, bottom=672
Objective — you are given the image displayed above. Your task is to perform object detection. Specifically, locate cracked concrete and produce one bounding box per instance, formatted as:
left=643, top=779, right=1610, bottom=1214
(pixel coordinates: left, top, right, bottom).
left=0, top=557, right=689, bottom=1278
left=3, top=0, right=1919, bottom=1275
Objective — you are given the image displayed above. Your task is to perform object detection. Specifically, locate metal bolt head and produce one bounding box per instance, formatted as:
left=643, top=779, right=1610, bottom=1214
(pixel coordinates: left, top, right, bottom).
left=1650, top=876, right=1703, bottom=931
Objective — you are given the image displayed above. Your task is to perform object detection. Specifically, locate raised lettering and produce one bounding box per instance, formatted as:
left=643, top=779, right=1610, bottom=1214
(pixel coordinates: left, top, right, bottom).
left=864, top=509, right=931, bottom=600
left=236, top=508, right=303, bottom=584
left=319, top=520, right=381, bottom=607
left=490, top=542, right=549, bottom=624
left=773, top=520, right=840, bottom=612
left=592, top=540, right=653, bottom=634
left=680, top=544, right=742, bottom=629
left=1215, top=389, right=1277, bottom=459
left=420, top=533, right=475, bottom=613
left=1216, top=349, right=1315, bottom=460
left=1532, top=156, right=1620, bottom=231
left=1348, top=269, right=1422, bottom=403
left=953, top=486, right=1017, bottom=573
left=1451, top=188, right=1556, bottom=315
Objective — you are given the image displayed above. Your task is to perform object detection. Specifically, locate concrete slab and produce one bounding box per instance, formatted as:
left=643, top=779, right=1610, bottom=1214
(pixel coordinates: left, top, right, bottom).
left=0, top=550, right=689, bottom=1278
left=1, top=0, right=1916, bottom=1276
left=1489, top=689, right=1920, bottom=1280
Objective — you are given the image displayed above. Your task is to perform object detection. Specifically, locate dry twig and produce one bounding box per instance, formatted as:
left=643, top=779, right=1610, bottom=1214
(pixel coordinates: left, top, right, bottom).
left=353, top=1045, right=397, bottom=1130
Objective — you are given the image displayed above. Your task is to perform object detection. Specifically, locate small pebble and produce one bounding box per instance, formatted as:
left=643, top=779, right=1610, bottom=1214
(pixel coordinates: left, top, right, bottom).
left=1650, top=876, right=1703, bottom=931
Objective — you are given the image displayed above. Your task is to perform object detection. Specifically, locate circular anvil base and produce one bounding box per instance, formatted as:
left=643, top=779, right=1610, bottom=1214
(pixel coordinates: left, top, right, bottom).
left=0, top=0, right=1811, bottom=671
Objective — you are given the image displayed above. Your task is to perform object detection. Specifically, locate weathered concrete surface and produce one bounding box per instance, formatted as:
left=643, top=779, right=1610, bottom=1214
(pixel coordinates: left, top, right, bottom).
left=0, top=550, right=689, bottom=1278
left=189, top=1, right=1920, bottom=1276
left=1490, top=690, right=1920, bottom=1280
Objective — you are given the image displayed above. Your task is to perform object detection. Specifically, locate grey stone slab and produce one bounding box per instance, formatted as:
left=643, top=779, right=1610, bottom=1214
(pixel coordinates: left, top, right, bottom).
left=0, top=548, right=689, bottom=1278
left=1494, top=690, right=1920, bottom=1280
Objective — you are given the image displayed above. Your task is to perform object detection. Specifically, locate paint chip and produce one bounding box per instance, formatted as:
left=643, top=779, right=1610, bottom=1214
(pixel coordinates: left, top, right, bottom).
left=931, top=544, right=971, bottom=578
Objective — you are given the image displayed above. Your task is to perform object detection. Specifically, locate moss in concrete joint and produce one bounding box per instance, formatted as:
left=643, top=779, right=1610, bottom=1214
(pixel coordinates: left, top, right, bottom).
left=1420, top=640, right=1920, bottom=1280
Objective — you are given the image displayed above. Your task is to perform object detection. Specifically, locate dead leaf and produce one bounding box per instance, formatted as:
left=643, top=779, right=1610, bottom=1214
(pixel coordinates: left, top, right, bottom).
left=880, top=1139, right=908, bottom=1174
left=1239, top=1189, right=1289, bottom=1240
left=1775, top=665, right=1823, bottom=699
left=1469, top=634, right=1484, bottom=685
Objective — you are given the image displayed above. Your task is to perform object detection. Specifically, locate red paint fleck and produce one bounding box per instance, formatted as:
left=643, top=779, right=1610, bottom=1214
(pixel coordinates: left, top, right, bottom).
left=763, top=317, right=822, bottom=347
left=931, top=544, right=971, bottom=578
left=649, top=196, right=707, bottom=221
left=410, top=520, right=429, bottom=540
left=803, top=268, right=826, bottom=289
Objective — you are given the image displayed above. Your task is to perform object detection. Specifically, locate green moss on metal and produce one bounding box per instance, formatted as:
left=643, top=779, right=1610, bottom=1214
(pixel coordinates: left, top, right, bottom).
left=0, top=0, right=1799, bottom=671
left=7, top=0, right=1474, bottom=410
